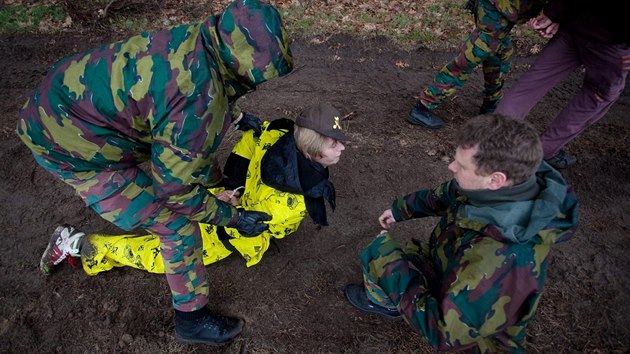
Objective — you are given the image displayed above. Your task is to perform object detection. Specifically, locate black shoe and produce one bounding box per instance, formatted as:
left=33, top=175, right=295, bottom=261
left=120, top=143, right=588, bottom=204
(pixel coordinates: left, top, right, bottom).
left=479, top=100, right=498, bottom=114
left=544, top=149, right=577, bottom=170
left=407, top=102, right=444, bottom=129
left=344, top=284, right=401, bottom=319
left=175, top=312, right=244, bottom=345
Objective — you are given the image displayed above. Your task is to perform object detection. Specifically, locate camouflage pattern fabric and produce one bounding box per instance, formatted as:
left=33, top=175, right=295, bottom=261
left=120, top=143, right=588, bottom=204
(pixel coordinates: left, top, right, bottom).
left=358, top=163, right=578, bottom=353
left=81, top=121, right=307, bottom=275
left=420, top=0, right=545, bottom=110
left=16, top=0, right=293, bottom=311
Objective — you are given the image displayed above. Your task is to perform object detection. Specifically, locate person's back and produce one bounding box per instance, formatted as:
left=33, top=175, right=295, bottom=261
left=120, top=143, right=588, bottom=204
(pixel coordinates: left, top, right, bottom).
left=16, top=11, right=291, bottom=173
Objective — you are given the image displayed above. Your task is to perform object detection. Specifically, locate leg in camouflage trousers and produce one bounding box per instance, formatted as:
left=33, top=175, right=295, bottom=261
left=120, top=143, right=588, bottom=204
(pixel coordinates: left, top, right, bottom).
left=419, top=0, right=514, bottom=111
left=32, top=156, right=209, bottom=312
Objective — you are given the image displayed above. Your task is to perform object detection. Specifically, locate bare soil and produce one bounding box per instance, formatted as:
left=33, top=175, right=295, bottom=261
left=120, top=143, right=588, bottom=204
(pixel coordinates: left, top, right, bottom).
left=0, top=28, right=628, bottom=353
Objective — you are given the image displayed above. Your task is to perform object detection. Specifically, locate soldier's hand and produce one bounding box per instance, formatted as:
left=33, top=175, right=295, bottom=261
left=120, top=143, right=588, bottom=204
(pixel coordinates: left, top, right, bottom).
left=216, top=189, right=242, bottom=206
left=234, top=112, right=263, bottom=137
left=378, top=209, right=396, bottom=229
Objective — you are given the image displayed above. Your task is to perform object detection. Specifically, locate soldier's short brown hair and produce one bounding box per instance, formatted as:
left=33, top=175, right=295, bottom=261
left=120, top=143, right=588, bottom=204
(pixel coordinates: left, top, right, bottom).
left=456, top=114, right=543, bottom=185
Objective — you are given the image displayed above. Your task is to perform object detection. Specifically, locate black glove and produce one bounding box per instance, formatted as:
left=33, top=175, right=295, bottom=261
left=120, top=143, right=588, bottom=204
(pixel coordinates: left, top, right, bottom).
left=234, top=112, right=263, bottom=137
left=233, top=209, right=271, bottom=237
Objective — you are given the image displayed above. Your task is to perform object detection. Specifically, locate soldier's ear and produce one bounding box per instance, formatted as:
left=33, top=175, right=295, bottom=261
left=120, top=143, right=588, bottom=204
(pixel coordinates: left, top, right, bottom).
left=487, top=171, right=508, bottom=190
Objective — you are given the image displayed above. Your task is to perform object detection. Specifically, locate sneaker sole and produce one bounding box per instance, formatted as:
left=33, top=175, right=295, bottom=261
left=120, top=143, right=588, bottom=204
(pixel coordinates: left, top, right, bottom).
left=39, top=225, right=67, bottom=275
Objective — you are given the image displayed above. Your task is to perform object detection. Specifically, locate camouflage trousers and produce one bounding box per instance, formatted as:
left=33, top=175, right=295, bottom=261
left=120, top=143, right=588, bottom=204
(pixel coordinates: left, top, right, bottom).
left=420, top=0, right=514, bottom=110
left=32, top=154, right=209, bottom=312
left=359, top=233, right=526, bottom=353
left=359, top=232, right=429, bottom=310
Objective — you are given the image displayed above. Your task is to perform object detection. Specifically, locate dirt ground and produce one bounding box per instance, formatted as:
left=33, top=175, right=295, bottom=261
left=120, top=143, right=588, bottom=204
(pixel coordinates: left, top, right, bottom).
left=0, top=23, right=629, bottom=354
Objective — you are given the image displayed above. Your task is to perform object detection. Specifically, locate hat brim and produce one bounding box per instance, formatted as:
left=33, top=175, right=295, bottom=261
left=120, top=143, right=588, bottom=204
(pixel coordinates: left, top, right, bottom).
left=324, top=130, right=351, bottom=142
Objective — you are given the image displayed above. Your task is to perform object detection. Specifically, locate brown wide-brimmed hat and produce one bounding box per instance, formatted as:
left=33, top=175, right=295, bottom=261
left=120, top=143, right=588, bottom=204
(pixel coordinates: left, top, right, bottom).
left=296, top=102, right=351, bottom=141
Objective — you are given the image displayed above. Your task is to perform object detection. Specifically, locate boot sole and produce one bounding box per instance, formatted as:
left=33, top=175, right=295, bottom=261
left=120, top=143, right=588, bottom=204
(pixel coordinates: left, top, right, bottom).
left=344, top=285, right=402, bottom=319
left=406, top=115, right=444, bottom=129
left=175, top=319, right=244, bottom=345
left=175, top=334, right=234, bottom=345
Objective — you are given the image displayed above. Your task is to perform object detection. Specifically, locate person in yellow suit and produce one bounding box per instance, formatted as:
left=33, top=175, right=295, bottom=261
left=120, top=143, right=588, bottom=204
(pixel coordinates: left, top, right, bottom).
left=41, top=102, right=349, bottom=275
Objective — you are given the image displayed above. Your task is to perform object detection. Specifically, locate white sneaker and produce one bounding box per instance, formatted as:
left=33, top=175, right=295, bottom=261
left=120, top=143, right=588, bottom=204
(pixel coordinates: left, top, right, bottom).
left=39, top=225, right=85, bottom=275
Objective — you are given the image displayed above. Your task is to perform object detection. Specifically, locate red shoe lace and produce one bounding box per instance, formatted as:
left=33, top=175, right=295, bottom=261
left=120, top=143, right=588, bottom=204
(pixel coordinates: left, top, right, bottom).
left=66, top=256, right=80, bottom=269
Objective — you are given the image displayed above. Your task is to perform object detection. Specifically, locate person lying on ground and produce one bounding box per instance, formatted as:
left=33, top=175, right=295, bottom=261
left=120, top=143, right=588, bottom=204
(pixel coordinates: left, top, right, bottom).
left=41, top=102, right=349, bottom=279
left=345, top=113, right=579, bottom=353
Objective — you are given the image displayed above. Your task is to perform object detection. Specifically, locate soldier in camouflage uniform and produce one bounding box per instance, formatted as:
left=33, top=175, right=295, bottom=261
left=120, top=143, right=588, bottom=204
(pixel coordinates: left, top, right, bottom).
left=345, top=114, right=579, bottom=352
left=407, top=0, right=547, bottom=129
left=16, top=0, right=293, bottom=345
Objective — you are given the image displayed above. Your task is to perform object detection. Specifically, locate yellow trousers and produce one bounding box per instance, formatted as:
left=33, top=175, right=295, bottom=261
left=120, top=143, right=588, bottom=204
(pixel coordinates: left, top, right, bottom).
left=81, top=224, right=234, bottom=275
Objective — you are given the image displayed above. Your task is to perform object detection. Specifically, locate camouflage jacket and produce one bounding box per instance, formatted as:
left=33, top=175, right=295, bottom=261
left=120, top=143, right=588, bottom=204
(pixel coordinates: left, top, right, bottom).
left=488, top=0, right=547, bottom=24
left=365, top=163, right=579, bottom=352
left=16, top=1, right=293, bottom=226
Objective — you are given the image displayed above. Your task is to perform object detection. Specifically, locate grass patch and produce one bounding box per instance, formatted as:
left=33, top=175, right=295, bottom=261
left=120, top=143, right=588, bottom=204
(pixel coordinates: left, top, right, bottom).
left=0, top=4, right=66, bottom=32
left=393, top=15, right=415, bottom=29
left=0, top=0, right=547, bottom=52
left=403, top=30, right=437, bottom=45
left=109, top=15, right=150, bottom=33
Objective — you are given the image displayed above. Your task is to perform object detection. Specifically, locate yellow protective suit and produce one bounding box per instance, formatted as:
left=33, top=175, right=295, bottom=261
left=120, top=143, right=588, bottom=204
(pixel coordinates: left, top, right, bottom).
left=81, top=122, right=307, bottom=275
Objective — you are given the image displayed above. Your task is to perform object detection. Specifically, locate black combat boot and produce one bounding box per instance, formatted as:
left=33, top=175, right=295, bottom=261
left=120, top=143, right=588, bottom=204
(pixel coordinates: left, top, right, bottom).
left=407, top=101, right=444, bottom=129
left=344, top=284, right=401, bottom=319
left=175, top=307, right=244, bottom=345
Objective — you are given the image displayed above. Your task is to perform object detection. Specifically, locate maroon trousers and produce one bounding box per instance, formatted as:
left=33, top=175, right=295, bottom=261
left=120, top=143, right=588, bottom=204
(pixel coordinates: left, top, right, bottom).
left=496, top=29, right=630, bottom=158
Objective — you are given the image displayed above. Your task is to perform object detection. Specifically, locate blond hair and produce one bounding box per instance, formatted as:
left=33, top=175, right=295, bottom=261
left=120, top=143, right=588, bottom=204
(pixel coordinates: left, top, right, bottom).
left=294, top=125, right=328, bottom=160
